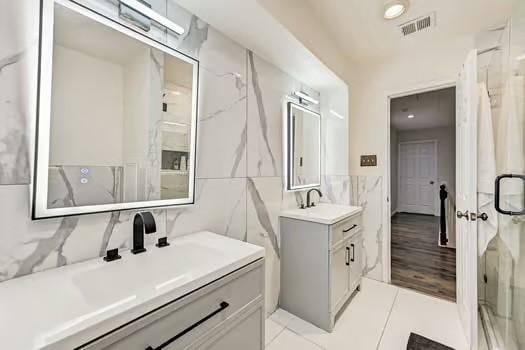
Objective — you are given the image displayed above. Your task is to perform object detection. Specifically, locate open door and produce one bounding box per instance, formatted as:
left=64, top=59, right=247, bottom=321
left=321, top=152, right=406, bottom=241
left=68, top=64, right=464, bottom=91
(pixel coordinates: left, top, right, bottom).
left=455, top=50, right=478, bottom=349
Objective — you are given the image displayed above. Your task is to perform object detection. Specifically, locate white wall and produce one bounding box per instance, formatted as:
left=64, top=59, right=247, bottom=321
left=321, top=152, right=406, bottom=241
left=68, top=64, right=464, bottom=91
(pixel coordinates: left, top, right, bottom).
left=346, top=36, right=474, bottom=282
left=50, top=45, right=124, bottom=166
left=349, top=36, right=474, bottom=176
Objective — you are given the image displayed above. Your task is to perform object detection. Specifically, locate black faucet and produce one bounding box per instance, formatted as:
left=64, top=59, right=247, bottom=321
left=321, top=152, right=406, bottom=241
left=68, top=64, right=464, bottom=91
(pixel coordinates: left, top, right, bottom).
left=306, top=188, right=323, bottom=208
left=131, top=211, right=157, bottom=254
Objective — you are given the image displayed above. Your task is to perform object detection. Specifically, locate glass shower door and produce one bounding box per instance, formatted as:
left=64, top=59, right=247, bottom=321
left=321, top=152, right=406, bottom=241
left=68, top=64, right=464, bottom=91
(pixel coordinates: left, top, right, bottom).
left=478, top=4, right=525, bottom=349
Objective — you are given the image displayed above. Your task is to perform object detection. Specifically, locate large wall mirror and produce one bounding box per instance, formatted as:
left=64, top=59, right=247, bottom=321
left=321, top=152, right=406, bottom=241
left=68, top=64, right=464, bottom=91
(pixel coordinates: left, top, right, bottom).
left=285, top=102, right=321, bottom=191
left=33, top=0, right=198, bottom=219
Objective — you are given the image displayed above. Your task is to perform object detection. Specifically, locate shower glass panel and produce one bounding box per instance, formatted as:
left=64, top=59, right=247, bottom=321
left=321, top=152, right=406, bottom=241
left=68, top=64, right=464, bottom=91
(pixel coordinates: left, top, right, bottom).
left=478, top=3, right=525, bottom=349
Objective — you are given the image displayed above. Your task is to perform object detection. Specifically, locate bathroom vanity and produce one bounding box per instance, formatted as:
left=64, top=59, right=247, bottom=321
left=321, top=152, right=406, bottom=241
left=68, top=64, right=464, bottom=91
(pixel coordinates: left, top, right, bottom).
left=279, top=204, right=363, bottom=332
left=0, top=232, right=265, bottom=349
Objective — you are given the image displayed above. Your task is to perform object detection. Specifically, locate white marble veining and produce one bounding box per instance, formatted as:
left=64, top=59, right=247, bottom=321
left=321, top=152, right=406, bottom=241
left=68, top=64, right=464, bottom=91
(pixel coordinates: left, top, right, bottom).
left=196, top=28, right=247, bottom=179
left=351, top=175, right=384, bottom=281
left=321, top=175, right=351, bottom=206
left=280, top=203, right=362, bottom=225
left=166, top=178, right=247, bottom=241
left=0, top=0, right=358, bottom=326
left=0, top=0, right=36, bottom=185
left=0, top=232, right=264, bottom=350
left=246, top=176, right=283, bottom=315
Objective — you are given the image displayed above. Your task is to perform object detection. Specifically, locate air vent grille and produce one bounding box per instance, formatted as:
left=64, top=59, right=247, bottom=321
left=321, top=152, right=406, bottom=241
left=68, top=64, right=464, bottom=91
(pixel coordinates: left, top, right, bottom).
left=399, top=13, right=436, bottom=37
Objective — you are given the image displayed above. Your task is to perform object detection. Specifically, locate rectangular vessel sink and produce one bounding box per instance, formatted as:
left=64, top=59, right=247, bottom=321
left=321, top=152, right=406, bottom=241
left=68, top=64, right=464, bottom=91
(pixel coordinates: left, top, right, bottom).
left=280, top=203, right=362, bottom=225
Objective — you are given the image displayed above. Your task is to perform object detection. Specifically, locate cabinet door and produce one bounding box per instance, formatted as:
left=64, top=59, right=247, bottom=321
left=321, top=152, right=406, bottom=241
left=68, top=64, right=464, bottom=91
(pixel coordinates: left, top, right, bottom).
left=331, top=240, right=351, bottom=313
left=198, top=306, right=263, bottom=350
left=348, top=233, right=363, bottom=292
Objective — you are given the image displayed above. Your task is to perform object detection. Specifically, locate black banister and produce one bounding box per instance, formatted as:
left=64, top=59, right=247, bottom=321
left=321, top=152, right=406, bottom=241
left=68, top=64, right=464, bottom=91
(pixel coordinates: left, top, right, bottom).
left=439, top=184, right=448, bottom=246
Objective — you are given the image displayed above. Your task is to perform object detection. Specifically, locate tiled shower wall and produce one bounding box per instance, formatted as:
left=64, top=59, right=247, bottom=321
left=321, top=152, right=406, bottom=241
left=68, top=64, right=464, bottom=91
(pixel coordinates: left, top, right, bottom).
left=0, top=0, right=358, bottom=315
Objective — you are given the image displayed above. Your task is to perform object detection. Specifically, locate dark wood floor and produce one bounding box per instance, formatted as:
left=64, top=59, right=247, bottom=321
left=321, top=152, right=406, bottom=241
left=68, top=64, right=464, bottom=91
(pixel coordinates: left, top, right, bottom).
left=391, top=213, right=456, bottom=301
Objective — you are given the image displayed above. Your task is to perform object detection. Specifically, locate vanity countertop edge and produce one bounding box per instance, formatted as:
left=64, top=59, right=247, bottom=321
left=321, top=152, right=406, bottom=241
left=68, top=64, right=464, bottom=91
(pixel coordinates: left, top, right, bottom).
left=0, top=231, right=265, bottom=350
left=279, top=204, right=363, bottom=225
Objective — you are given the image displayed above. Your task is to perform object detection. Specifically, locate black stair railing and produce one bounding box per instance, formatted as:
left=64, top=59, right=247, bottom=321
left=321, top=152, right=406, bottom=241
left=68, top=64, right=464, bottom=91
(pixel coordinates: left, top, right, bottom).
left=439, top=184, right=448, bottom=246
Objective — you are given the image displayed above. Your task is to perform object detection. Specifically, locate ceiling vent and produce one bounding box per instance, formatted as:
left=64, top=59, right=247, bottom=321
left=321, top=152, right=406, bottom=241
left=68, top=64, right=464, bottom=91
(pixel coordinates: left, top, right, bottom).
left=399, top=13, right=436, bottom=37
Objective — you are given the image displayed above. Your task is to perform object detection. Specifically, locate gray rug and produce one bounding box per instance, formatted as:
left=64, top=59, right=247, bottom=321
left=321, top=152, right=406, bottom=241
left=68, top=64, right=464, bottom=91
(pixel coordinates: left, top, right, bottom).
left=406, top=333, right=454, bottom=350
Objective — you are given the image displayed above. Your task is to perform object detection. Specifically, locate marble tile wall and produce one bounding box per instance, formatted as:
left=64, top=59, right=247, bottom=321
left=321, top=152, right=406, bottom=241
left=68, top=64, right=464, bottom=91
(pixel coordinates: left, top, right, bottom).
left=0, top=0, right=357, bottom=317
left=350, top=175, right=384, bottom=281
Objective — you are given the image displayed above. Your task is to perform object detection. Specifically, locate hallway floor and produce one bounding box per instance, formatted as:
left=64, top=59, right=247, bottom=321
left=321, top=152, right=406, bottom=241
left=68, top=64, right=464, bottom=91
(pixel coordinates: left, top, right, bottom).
left=265, top=278, right=467, bottom=349
left=391, top=213, right=456, bottom=301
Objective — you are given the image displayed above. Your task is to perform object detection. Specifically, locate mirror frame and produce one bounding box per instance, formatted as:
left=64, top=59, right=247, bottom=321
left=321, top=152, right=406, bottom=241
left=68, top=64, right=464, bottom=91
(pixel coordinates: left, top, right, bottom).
left=32, top=0, right=199, bottom=219
left=284, top=101, right=322, bottom=192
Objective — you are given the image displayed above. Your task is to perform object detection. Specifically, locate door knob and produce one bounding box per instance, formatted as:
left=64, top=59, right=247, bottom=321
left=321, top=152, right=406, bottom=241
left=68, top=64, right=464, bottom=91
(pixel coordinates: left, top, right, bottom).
left=457, top=210, right=469, bottom=220
left=471, top=212, right=488, bottom=221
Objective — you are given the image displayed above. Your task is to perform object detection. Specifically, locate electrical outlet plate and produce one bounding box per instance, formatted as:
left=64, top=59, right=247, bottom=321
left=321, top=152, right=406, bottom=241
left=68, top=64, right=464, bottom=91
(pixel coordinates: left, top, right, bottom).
left=360, top=155, right=377, bottom=167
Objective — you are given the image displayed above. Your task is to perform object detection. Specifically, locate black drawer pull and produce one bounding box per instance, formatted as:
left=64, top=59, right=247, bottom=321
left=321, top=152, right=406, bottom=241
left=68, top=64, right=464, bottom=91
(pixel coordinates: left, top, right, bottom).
left=145, top=301, right=229, bottom=350
left=343, top=224, right=358, bottom=233
left=350, top=243, right=355, bottom=262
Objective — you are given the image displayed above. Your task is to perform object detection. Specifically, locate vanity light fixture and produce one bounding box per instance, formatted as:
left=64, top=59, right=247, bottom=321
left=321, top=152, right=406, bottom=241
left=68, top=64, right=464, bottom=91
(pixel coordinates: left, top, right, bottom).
left=383, top=0, right=409, bottom=20
left=330, top=109, right=345, bottom=120
left=294, top=91, right=320, bottom=105
left=120, top=0, right=185, bottom=35
left=408, top=114, right=415, bottom=119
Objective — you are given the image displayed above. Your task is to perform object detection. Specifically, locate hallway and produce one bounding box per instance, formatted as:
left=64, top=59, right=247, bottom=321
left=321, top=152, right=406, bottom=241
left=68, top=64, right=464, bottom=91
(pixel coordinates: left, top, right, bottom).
left=391, top=213, right=456, bottom=301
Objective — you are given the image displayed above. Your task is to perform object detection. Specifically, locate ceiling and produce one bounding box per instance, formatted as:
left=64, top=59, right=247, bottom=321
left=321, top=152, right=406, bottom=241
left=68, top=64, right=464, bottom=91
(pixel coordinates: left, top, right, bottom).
left=173, top=0, right=346, bottom=92
left=305, top=0, right=516, bottom=62
left=391, top=87, right=455, bottom=131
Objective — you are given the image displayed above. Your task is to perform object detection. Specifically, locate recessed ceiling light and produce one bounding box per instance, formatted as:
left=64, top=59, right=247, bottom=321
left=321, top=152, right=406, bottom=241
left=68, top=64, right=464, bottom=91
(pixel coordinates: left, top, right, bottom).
left=384, top=0, right=409, bottom=20
left=408, top=114, right=415, bottom=119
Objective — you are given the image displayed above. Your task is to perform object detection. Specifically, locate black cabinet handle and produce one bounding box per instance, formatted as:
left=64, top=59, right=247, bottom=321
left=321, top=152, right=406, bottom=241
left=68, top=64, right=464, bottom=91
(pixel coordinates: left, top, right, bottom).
left=495, top=174, right=525, bottom=216
left=145, top=301, right=229, bottom=350
left=345, top=247, right=350, bottom=266
left=350, top=244, right=355, bottom=262
left=343, top=224, right=358, bottom=233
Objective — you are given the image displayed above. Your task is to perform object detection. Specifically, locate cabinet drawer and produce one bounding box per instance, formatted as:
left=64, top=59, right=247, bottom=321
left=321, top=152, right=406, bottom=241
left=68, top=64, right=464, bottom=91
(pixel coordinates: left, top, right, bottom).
left=330, top=214, right=362, bottom=247
left=79, top=260, right=264, bottom=350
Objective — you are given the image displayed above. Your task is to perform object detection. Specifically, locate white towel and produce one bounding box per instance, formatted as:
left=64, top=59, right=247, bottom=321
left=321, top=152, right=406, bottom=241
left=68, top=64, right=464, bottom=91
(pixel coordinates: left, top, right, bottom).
left=496, top=76, right=525, bottom=260
left=477, top=82, right=498, bottom=256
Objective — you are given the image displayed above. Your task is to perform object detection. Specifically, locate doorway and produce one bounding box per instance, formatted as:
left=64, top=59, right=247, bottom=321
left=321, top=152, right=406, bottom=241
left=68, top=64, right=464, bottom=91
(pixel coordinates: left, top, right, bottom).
left=389, top=86, right=457, bottom=301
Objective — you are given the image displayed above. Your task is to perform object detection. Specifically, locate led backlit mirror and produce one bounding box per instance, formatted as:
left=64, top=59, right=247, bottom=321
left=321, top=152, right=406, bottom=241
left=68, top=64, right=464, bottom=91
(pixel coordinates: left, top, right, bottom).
left=285, top=102, right=321, bottom=191
left=33, top=0, right=198, bottom=218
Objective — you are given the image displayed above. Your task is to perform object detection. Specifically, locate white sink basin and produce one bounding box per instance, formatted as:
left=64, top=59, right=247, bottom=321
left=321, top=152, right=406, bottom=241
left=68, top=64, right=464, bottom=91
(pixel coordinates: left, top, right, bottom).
left=0, top=232, right=264, bottom=350
left=280, top=203, right=362, bottom=225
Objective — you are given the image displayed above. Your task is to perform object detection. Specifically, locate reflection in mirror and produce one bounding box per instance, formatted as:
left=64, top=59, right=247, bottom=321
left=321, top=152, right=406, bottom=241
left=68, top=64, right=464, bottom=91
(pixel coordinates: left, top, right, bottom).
left=286, top=102, right=321, bottom=191
left=34, top=2, right=198, bottom=218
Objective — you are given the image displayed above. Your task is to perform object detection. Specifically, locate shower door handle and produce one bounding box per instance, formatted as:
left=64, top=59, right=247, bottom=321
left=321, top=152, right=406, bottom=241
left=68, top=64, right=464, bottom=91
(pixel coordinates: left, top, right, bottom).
left=495, top=174, right=525, bottom=216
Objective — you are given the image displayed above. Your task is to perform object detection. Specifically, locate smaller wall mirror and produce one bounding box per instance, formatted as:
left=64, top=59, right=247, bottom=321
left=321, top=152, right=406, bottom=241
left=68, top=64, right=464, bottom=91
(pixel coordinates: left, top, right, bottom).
left=285, top=102, right=321, bottom=191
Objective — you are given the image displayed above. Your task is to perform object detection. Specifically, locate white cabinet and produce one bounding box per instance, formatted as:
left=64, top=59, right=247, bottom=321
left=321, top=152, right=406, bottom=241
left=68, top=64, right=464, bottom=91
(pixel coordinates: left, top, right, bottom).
left=77, top=260, right=265, bottom=350
left=280, top=212, right=363, bottom=332
left=331, top=239, right=351, bottom=313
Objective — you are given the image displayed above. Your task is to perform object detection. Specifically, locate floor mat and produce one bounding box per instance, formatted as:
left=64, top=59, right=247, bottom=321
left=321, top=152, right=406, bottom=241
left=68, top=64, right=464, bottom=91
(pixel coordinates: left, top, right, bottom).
left=406, top=333, right=454, bottom=350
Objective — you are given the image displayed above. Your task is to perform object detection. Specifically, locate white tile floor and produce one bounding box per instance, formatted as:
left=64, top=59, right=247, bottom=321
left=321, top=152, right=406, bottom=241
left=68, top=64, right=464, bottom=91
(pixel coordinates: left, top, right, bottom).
left=265, top=278, right=468, bottom=350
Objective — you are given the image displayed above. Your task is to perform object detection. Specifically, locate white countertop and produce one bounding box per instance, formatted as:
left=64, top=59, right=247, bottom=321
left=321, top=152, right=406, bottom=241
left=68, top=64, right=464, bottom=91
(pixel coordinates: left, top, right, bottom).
left=0, top=231, right=264, bottom=350
left=280, top=203, right=362, bottom=225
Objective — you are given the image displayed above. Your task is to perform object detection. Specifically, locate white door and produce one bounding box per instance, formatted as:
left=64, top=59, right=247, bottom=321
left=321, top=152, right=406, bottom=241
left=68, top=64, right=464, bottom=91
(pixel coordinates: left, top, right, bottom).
left=456, top=50, right=478, bottom=349
left=398, top=141, right=437, bottom=215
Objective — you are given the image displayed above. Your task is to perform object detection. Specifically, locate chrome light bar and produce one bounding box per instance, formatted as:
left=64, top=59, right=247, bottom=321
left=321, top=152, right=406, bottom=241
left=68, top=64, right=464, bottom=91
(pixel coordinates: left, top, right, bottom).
left=120, top=0, right=185, bottom=35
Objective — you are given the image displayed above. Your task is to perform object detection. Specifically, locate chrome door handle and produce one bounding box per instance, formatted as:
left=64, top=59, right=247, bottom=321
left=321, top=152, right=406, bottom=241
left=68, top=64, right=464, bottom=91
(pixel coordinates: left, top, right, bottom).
left=470, top=212, right=488, bottom=221
left=457, top=210, right=469, bottom=220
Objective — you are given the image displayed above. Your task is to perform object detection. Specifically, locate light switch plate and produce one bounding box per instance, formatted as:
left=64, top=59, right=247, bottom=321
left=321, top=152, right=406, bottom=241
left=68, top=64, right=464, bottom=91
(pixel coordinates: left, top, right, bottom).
left=360, top=155, right=377, bottom=167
